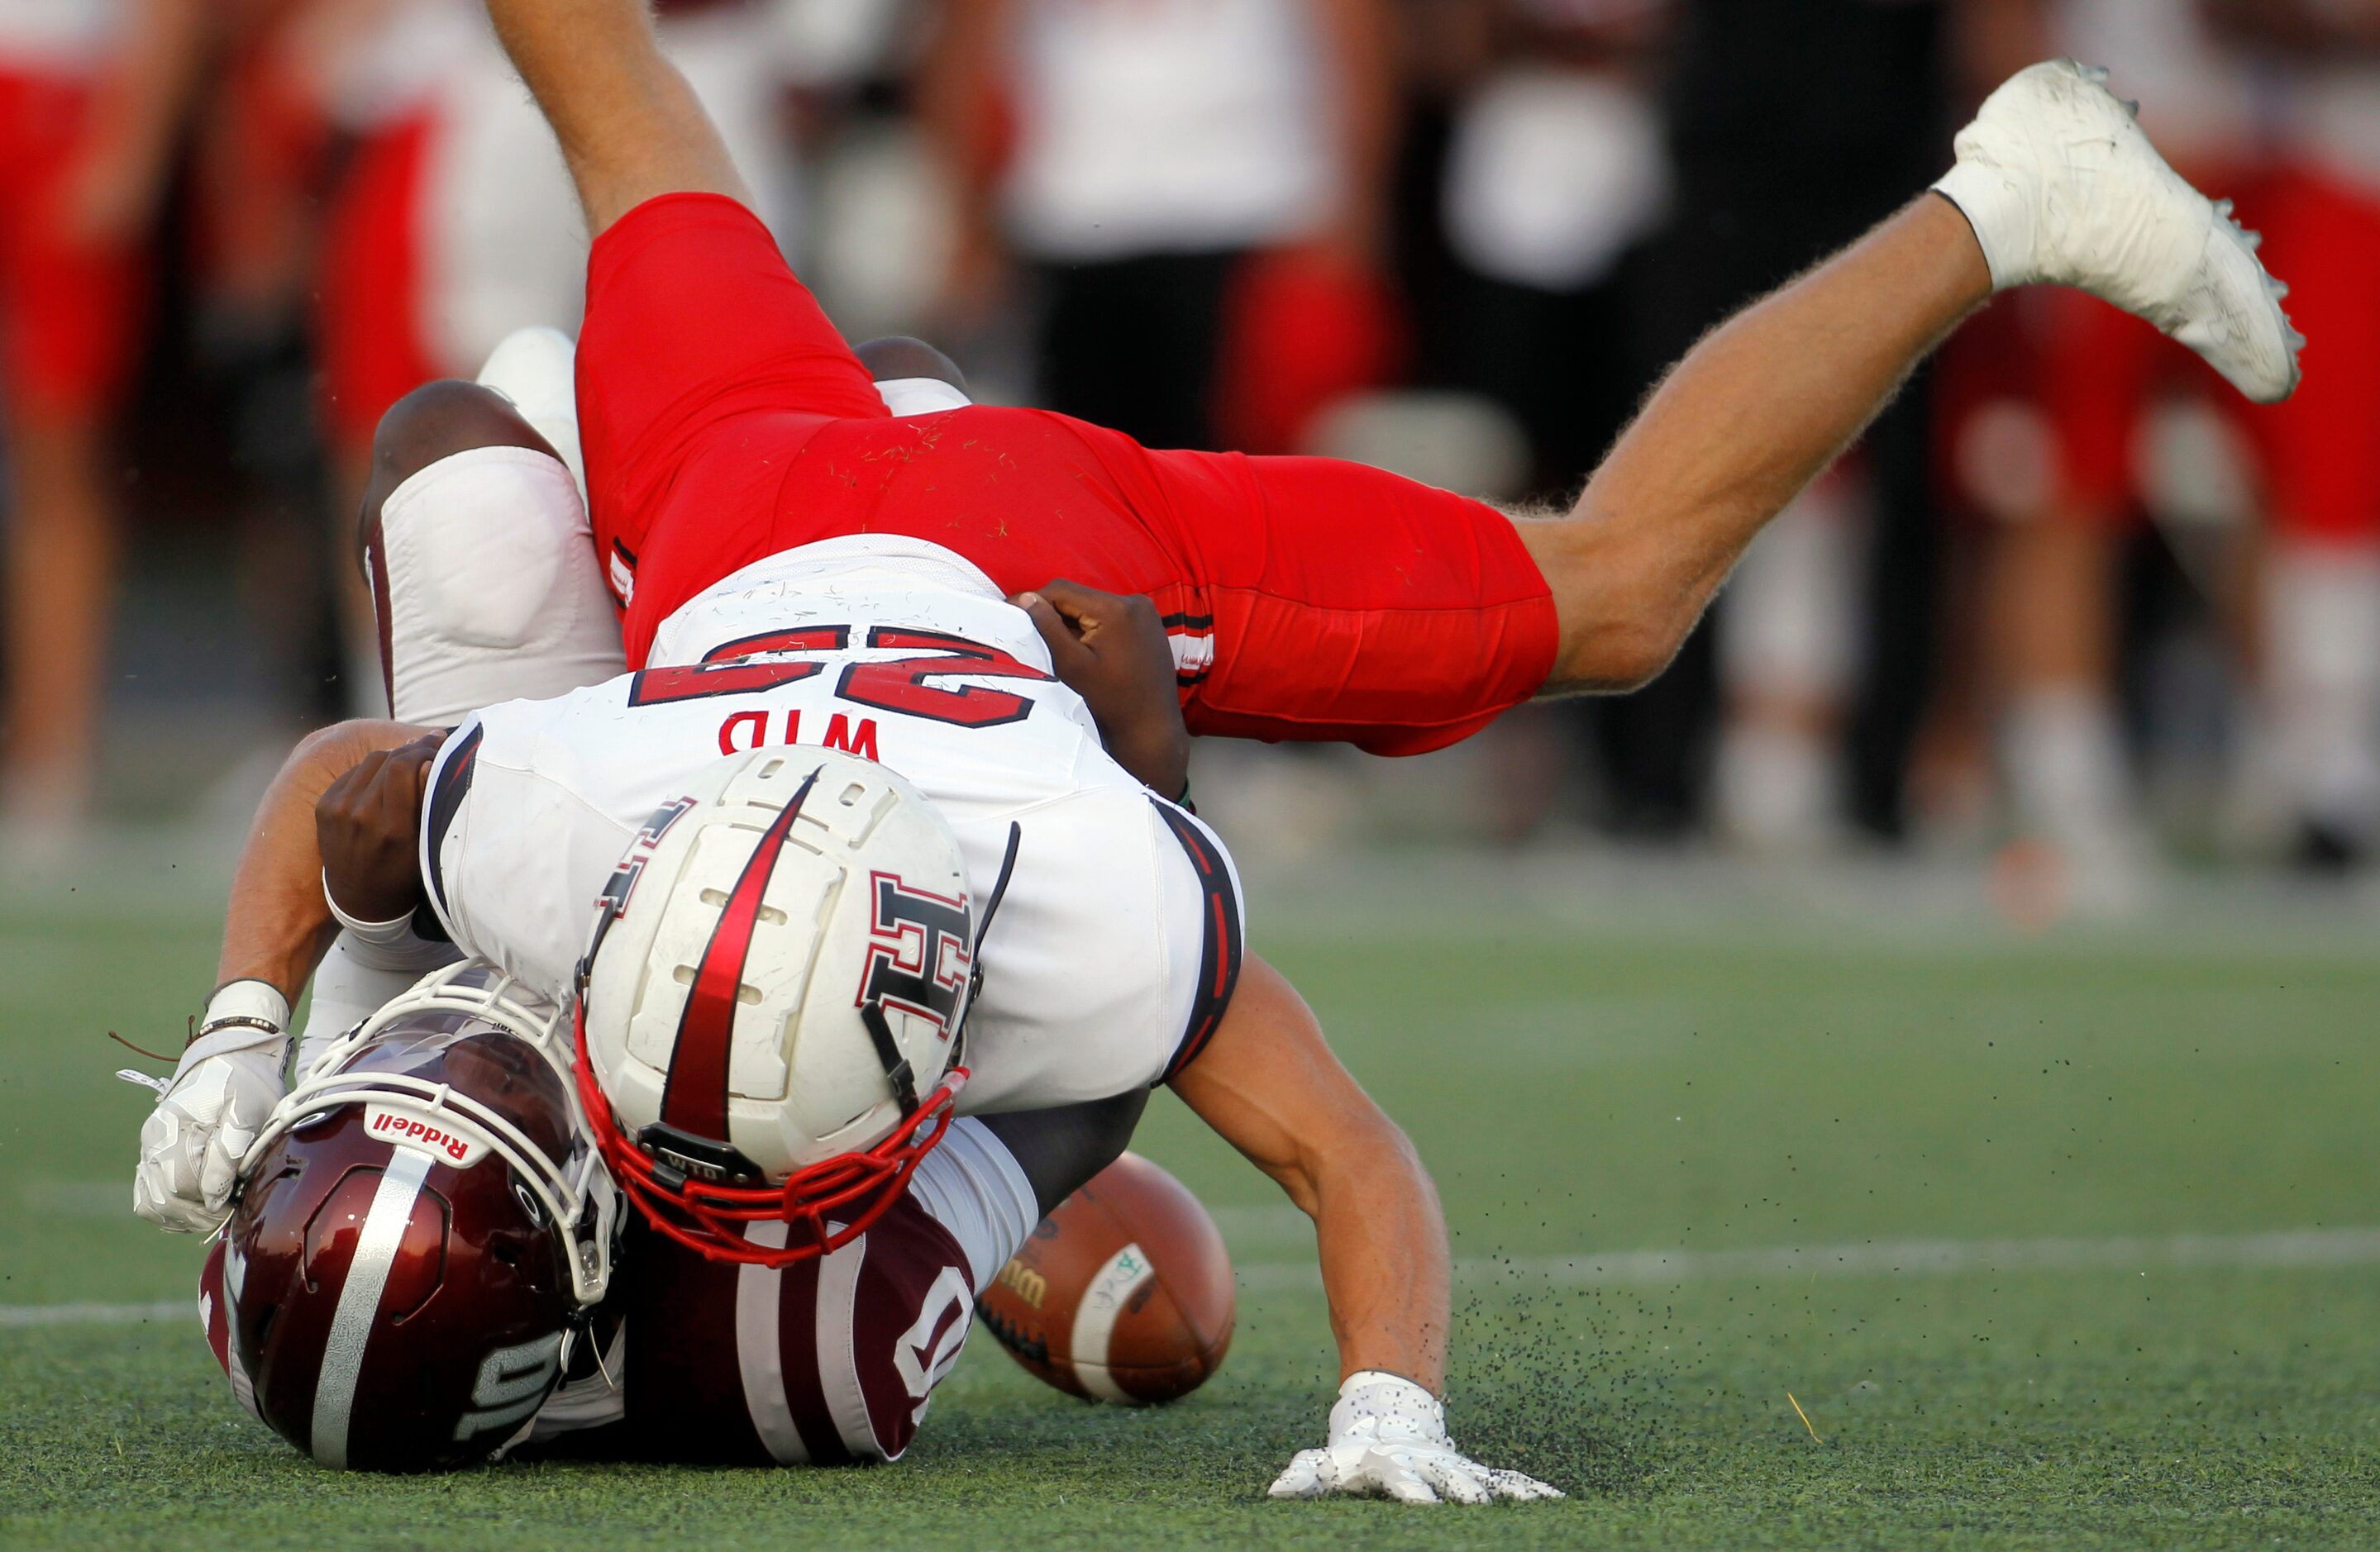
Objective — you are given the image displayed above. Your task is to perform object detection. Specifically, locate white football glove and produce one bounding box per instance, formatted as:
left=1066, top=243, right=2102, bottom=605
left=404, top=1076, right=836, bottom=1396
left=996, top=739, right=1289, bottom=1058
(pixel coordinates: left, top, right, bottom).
left=131, top=982, right=292, bottom=1234
left=1268, top=1371, right=1563, bottom=1506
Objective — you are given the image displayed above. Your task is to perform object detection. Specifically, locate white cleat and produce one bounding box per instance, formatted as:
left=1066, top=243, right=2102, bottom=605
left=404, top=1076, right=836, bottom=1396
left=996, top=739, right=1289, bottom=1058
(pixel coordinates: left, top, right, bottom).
left=1934, top=59, right=2302, bottom=403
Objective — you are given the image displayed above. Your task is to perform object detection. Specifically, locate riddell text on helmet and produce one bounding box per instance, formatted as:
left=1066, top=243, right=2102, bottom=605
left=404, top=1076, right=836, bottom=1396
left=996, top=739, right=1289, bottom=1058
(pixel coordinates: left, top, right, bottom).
left=365, top=1104, right=487, bottom=1166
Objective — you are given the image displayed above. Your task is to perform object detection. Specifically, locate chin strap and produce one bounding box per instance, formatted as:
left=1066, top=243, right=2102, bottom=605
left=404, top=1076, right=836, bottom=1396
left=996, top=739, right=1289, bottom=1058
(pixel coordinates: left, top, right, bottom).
left=951, top=822, right=1022, bottom=1075
left=859, top=1000, right=918, bottom=1114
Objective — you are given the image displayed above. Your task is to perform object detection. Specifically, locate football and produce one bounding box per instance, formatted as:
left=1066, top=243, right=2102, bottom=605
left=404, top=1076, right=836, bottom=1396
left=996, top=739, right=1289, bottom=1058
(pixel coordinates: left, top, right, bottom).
left=975, top=1152, right=1236, bottom=1405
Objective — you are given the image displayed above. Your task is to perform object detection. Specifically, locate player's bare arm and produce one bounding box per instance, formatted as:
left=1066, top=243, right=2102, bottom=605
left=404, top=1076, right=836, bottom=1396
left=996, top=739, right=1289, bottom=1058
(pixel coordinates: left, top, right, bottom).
left=1170, top=957, right=1557, bottom=1502
left=219, top=721, right=439, bottom=1002
left=1169, top=957, right=1447, bottom=1388
left=479, top=0, right=745, bottom=234
left=131, top=718, right=435, bottom=1233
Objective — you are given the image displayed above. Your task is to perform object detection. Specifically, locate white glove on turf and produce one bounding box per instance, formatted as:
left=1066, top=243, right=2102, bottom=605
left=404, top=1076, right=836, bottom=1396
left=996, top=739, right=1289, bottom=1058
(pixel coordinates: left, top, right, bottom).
left=1267, top=1370, right=1564, bottom=1505
left=131, top=982, right=292, bottom=1233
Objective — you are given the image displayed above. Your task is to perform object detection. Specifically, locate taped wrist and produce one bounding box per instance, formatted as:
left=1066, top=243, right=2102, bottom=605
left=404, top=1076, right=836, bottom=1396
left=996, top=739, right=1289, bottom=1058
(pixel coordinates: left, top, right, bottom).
left=324, top=870, right=421, bottom=949
left=180, top=980, right=293, bottom=1077
left=198, top=979, right=289, bottom=1040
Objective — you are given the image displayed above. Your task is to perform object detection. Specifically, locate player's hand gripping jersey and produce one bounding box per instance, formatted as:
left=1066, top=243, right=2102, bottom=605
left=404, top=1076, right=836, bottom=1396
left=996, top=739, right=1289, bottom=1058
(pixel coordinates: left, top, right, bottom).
left=417, top=536, right=1244, bottom=1112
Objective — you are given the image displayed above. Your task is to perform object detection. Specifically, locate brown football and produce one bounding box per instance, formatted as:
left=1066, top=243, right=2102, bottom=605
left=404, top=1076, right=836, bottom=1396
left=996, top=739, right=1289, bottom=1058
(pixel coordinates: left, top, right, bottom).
left=975, top=1151, right=1235, bottom=1405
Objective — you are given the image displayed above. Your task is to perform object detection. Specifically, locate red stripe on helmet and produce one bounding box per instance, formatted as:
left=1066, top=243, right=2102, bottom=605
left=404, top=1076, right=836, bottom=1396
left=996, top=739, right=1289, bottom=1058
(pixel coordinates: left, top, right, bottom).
left=658, top=767, right=822, bottom=1140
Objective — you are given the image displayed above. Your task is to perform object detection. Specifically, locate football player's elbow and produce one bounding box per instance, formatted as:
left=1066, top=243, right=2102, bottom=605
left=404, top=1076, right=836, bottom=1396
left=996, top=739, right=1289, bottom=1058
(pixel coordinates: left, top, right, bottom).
left=292, top=719, right=388, bottom=769
left=1563, top=609, right=1688, bottom=694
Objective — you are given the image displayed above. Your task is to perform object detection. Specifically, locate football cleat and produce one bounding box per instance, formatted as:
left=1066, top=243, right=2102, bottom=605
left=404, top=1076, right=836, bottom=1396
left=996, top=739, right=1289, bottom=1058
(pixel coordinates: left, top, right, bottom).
left=1934, top=59, right=2302, bottom=403
left=218, top=964, right=615, bottom=1472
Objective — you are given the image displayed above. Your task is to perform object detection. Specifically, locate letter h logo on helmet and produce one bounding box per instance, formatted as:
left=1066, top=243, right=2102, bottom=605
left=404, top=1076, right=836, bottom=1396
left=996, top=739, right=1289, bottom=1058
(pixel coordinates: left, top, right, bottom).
left=857, top=873, right=971, bottom=1041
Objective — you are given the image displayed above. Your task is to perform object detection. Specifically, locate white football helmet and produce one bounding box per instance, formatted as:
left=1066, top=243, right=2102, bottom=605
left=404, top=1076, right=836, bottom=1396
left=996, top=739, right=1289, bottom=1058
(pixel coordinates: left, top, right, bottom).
left=571, top=748, right=984, bottom=1264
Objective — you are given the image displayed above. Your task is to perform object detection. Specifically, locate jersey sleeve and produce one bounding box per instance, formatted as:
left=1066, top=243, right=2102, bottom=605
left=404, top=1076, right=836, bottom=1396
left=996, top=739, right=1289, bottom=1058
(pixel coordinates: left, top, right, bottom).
left=951, top=787, right=1247, bottom=1112
left=417, top=716, right=484, bottom=950
left=418, top=711, right=633, bottom=1003
left=1143, top=797, right=1246, bottom=1078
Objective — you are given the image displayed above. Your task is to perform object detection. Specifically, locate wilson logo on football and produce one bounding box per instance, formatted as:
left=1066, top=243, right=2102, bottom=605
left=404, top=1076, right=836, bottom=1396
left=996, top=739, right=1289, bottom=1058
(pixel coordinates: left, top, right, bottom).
left=365, top=1103, right=488, bottom=1166
left=994, top=1260, right=1047, bottom=1310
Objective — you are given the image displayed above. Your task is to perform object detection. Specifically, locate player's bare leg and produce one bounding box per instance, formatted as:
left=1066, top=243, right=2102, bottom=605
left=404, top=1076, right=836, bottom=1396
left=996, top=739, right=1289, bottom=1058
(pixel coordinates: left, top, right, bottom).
left=1519, top=61, right=2302, bottom=699
left=2, top=411, right=118, bottom=830
left=1522, top=197, right=1991, bottom=696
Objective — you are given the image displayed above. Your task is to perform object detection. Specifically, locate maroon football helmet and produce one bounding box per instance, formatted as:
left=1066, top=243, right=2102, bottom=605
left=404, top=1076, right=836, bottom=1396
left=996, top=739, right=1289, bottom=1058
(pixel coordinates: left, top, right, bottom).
left=219, top=964, right=617, bottom=1472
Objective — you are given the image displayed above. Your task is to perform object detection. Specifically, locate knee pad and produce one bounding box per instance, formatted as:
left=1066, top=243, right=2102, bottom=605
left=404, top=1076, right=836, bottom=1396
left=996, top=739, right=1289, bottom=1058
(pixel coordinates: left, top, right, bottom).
left=375, top=445, right=626, bottom=726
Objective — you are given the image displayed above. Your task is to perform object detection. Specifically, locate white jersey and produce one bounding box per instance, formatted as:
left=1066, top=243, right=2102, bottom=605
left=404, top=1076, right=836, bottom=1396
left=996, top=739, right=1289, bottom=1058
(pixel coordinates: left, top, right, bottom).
left=418, top=537, right=1244, bottom=1112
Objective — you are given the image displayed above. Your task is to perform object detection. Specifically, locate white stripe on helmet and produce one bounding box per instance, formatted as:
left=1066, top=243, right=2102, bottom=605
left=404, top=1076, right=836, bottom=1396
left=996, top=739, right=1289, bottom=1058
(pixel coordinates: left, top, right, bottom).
left=310, top=1147, right=433, bottom=1468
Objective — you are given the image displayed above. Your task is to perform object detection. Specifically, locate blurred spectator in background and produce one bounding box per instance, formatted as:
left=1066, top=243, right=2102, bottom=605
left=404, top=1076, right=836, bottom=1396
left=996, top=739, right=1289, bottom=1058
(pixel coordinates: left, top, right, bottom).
left=1398, top=0, right=1669, bottom=840
left=296, top=0, right=809, bottom=710
left=924, top=0, right=1400, bottom=452
left=1428, top=0, right=1667, bottom=515
left=2211, top=0, right=2380, bottom=867
left=1932, top=0, right=2259, bottom=902
left=1589, top=0, right=1951, bottom=843
left=182, top=2, right=346, bottom=730
left=0, top=0, right=206, bottom=836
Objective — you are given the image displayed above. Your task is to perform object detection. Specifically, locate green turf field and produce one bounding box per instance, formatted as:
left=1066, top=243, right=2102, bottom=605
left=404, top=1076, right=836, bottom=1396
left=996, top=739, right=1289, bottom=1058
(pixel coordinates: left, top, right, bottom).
left=6, top=853, right=2380, bottom=1549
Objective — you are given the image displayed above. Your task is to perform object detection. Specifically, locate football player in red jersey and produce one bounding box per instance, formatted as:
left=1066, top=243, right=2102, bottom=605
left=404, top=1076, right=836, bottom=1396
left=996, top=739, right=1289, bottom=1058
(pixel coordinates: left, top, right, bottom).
left=484, top=2, right=2294, bottom=758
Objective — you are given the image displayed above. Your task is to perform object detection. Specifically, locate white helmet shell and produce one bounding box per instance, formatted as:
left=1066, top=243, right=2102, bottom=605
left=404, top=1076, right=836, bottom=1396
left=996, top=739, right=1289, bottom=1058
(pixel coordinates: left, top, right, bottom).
left=580, top=748, right=975, bottom=1179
